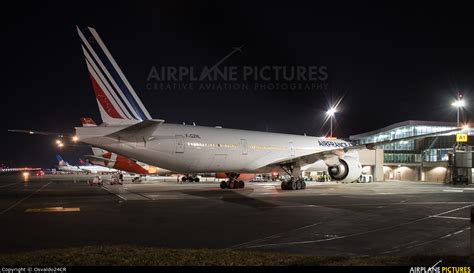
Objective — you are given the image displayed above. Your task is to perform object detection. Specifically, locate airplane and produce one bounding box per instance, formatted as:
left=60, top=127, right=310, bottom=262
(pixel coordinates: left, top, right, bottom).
left=57, top=155, right=116, bottom=174
left=56, top=155, right=83, bottom=173
left=73, top=25, right=461, bottom=190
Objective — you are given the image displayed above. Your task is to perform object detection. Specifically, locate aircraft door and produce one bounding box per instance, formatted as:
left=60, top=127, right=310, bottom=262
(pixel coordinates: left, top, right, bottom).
left=289, top=141, right=295, bottom=157
left=175, top=135, right=185, bottom=153
left=241, top=139, right=248, bottom=155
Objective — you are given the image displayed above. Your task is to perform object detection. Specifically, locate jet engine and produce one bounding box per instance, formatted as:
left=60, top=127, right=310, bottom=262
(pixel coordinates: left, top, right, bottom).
left=327, top=157, right=362, bottom=183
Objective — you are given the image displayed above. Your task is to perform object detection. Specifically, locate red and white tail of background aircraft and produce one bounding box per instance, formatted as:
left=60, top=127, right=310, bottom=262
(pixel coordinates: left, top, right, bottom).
left=73, top=25, right=461, bottom=190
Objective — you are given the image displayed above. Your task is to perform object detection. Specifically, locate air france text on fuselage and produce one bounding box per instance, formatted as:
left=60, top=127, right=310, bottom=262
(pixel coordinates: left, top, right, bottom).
left=318, top=140, right=351, bottom=148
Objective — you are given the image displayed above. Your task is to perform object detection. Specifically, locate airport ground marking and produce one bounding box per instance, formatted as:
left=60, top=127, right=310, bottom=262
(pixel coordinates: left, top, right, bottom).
left=243, top=204, right=474, bottom=249
left=25, top=207, right=80, bottom=213
left=380, top=227, right=470, bottom=255
left=429, top=204, right=473, bottom=218
left=101, top=186, right=127, bottom=201
left=228, top=222, right=322, bottom=249
left=124, top=189, right=153, bottom=200
left=431, top=215, right=470, bottom=221
left=443, top=189, right=464, bottom=193
left=242, top=214, right=450, bottom=249
left=257, top=201, right=474, bottom=209
left=0, top=181, right=52, bottom=216
left=0, top=182, right=18, bottom=189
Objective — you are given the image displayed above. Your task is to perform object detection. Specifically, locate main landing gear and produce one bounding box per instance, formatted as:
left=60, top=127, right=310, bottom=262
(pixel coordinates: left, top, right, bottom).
left=181, top=175, right=200, bottom=182
left=220, top=173, right=245, bottom=189
left=279, top=165, right=306, bottom=191
left=132, top=175, right=144, bottom=183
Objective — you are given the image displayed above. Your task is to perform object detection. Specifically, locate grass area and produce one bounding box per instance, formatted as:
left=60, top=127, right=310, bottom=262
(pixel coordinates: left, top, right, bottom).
left=0, top=245, right=472, bottom=266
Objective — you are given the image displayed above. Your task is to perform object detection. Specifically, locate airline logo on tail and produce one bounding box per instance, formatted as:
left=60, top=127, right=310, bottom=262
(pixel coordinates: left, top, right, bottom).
left=76, top=26, right=152, bottom=125
left=79, top=159, right=89, bottom=166
left=56, top=155, right=68, bottom=166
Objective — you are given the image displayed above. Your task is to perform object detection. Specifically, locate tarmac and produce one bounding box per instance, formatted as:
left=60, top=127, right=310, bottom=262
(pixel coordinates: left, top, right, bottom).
left=0, top=174, right=472, bottom=256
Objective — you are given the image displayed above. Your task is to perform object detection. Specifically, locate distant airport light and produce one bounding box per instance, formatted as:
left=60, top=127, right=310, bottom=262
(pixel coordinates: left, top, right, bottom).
left=72, top=136, right=79, bottom=142
left=56, top=140, right=64, bottom=148
left=326, top=107, right=336, bottom=116
left=451, top=95, right=465, bottom=127
left=326, top=107, right=337, bottom=137
left=22, top=172, right=29, bottom=182
left=451, top=100, right=465, bottom=108
left=463, top=124, right=469, bottom=130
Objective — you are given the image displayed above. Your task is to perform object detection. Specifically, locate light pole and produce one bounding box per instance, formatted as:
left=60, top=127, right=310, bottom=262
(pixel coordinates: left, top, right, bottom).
left=326, top=107, right=336, bottom=137
left=451, top=95, right=465, bottom=127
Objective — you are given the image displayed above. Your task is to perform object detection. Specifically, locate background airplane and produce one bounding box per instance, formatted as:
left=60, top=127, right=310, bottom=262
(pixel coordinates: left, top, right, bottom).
left=57, top=155, right=116, bottom=174
left=56, top=155, right=83, bottom=173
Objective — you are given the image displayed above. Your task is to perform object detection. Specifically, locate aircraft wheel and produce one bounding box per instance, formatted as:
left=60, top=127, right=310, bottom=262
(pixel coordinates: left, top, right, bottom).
left=281, top=182, right=287, bottom=190
left=290, top=181, right=297, bottom=190
left=301, top=181, right=306, bottom=189
left=181, top=176, right=188, bottom=182
left=220, top=181, right=227, bottom=189
left=239, top=180, right=245, bottom=188
left=194, top=177, right=200, bottom=182
left=296, top=180, right=302, bottom=190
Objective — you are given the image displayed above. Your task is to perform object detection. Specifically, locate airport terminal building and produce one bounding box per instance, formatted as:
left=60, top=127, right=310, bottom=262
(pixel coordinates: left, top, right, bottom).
left=350, top=120, right=474, bottom=183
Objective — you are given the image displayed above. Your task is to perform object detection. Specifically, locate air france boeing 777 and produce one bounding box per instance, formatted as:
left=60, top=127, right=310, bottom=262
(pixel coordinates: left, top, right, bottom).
left=74, top=26, right=459, bottom=190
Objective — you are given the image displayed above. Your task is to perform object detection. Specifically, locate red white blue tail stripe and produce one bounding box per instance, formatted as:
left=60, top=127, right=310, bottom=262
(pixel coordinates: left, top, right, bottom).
left=77, top=26, right=152, bottom=124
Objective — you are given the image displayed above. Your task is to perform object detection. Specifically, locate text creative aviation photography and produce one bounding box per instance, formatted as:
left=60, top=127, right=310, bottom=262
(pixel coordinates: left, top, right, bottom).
left=1, top=1, right=474, bottom=271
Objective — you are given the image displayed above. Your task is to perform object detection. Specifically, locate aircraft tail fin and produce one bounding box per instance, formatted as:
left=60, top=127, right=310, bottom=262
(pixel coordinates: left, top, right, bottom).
left=91, top=147, right=108, bottom=157
left=76, top=25, right=152, bottom=126
left=79, top=159, right=87, bottom=166
left=56, top=155, right=68, bottom=166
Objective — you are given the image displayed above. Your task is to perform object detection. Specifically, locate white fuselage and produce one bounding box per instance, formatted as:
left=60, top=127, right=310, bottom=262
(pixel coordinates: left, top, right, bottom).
left=76, top=123, right=358, bottom=174
left=79, top=165, right=116, bottom=174
left=58, top=165, right=83, bottom=173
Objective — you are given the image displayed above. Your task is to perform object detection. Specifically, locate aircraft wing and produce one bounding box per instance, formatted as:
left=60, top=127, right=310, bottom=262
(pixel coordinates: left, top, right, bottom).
left=8, top=129, right=91, bottom=147
left=268, top=127, right=461, bottom=168
left=8, top=129, right=71, bottom=138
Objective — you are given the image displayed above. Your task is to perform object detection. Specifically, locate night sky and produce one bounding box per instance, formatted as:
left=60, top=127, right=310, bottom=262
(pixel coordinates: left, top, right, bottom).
left=2, top=1, right=474, bottom=167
